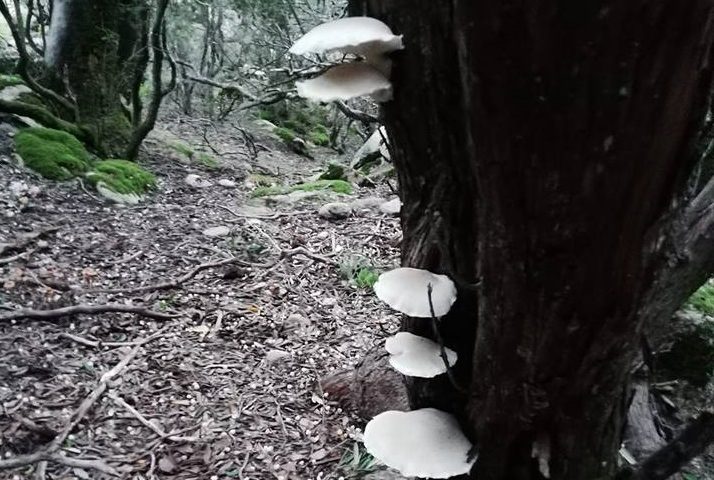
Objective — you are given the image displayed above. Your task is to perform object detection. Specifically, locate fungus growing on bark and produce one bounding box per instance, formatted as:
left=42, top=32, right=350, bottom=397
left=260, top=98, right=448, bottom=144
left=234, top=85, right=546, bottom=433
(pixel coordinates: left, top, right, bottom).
left=374, top=267, right=457, bottom=317
left=289, top=17, right=403, bottom=59
left=295, top=63, right=392, bottom=103
left=385, top=332, right=457, bottom=378
left=363, top=408, right=476, bottom=478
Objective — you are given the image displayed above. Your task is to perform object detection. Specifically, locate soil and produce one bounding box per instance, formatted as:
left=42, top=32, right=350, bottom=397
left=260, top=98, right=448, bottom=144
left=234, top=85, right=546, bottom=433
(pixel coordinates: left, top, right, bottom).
left=0, top=109, right=402, bottom=480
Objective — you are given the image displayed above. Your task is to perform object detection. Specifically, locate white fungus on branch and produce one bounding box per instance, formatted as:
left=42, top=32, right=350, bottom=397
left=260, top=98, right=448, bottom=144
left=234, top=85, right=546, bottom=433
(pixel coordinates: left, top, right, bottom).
left=295, top=63, right=393, bottom=103
left=364, top=408, right=476, bottom=478
left=374, top=267, right=457, bottom=317
left=385, top=331, right=457, bottom=378
left=289, top=16, right=403, bottom=59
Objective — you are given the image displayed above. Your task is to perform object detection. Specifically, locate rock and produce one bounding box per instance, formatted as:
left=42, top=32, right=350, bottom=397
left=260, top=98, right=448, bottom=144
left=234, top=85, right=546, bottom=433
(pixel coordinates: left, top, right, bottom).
left=253, top=119, right=279, bottom=132
left=351, top=196, right=385, bottom=212
left=185, top=174, right=212, bottom=188
left=218, top=179, right=236, bottom=187
left=290, top=137, right=313, bottom=158
left=96, top=182, right=141, bottom=205
left=266, top=190, right=324, bottom=206
left=265, top=349, right=290, bottom=364
left=318, top=202, right=352, bottom=220
left=379, top=197, right=402, bottom=215
left=282, top=313, right=311, bottom=335
left=351, top=126, right=390, bottom=170
left=202, top=226, right=231, bottom=237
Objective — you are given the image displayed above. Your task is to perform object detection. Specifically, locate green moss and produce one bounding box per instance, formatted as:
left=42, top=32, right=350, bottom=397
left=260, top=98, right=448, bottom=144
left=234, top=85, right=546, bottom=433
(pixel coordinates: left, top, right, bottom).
left=170, top=142, right=194, bottom=159
left=274, top=126, right=297, bottom=143
left=15, top=127, right=91, bottom=180
left=687, top=282, right=714, bottom=316
left=0, top=74, right=23, bottom=89
left=100, top=113, right=132, bottom=157
left=196, top=152, right=219, bottom=169
left=319, top=163, right=347, bottom=181
left=86, top=159, right=155, bottom=194
left=309, top=129, right=330, bottom=147
left=15, top=92, right=45, bottom=108
left=251, top=179, right=353, bottom=198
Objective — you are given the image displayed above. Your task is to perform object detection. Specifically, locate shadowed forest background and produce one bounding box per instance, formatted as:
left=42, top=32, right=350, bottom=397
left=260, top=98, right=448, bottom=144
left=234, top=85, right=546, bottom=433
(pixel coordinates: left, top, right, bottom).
left=0, top=1, right=713, bottom=479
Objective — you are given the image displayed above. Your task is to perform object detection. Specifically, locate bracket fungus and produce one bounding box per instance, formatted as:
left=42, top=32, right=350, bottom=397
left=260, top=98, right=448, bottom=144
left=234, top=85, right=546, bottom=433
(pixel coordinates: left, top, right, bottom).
left=295, top=63, right=392, bottom=103
left=364, top=408, right=476, bottom=478
left=289, top=17, right=403, bottom=59
left=374, top=267, right=457, bottom=318
left=385, top=332, right=457, bottom=378
left=289, top=16, right=403, bottom=102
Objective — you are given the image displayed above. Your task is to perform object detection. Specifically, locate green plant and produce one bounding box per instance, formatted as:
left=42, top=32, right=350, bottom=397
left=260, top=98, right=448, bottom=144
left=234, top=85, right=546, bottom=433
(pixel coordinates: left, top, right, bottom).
left=86, top=159, right=156, bottom=194
left=355, top=267, right=380, bottom=288
left=319, top=163, right=347, bottom=181
left=309, top=128, right=330, bottom=146
left=170, top=141, right=194, bottom=159
left=338, top=443, right=379, bottom=475
left=196, top=152, right=219, bottom=169
left=15, top=127, right=92, bottom=180
left=274, top=126, right=297, bottom=143
left=687, top=281, right=714, bottom=316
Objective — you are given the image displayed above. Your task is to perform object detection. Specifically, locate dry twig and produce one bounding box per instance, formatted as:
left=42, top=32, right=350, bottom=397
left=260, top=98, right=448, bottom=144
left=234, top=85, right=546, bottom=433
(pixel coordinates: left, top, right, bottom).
left=1, top=304, right=179, bottom=322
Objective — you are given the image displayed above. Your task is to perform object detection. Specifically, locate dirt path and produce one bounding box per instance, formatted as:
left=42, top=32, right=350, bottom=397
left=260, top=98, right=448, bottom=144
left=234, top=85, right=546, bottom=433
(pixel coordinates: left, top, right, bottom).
left=0, top=113, right=401, bottom=479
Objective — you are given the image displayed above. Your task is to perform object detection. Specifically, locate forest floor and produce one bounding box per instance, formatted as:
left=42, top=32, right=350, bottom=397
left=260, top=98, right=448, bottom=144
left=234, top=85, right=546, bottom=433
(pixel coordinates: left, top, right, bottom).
left=0, top=110, right=403, bottom=480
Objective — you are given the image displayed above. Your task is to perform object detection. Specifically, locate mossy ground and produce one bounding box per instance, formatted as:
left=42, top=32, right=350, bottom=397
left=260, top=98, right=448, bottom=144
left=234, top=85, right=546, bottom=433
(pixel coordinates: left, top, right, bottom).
left=259, top=101, right=332, bottom=147
left=0, top=74, right=23, bottom=89
left=319, top=163, right=347, bottom=181
left=170, top=141, right=194, bottom=159
left=15, top=127, right=92, bottom=180
left=251, top=179, right=352, bottom=198
left=687, top=282, right=714, bottom=316
left=86, top=159, right=156, bottom=195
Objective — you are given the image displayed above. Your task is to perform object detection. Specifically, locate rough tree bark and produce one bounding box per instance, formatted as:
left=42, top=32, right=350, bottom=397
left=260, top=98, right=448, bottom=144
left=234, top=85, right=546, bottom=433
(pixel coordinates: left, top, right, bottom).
left=349, top=1, right=714, bottom=479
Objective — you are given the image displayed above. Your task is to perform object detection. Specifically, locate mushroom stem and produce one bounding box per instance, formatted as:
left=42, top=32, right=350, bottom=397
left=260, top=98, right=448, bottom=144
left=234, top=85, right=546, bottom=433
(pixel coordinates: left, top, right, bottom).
left=427, top=284, right=467, bottom=394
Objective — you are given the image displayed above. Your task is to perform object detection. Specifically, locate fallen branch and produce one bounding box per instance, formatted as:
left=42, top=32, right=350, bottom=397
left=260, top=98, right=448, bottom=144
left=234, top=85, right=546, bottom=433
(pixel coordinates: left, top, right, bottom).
left=84, top=257, right=265, bottom=295
left=623, top=412, right=714, bottom=480
left=110, top=393, right=200, bottom=443
left=0, top=328, right=167, bottom=475
left=0, top=304, right=178, bottom=322
left=280, top=247, right=337, bottom=265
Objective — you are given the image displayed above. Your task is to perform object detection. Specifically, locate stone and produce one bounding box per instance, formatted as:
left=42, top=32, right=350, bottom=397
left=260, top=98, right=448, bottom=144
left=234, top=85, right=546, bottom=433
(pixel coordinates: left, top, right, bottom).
left=265, top=349, right=290, bottom=364
left=351, top=196, right=385, bottom=212
left=318, top=202, right=352, bottom=220
left=203, top=226, right=231, bottom=237
left=185, top=174, right=212, bottom=188
left=380, top=197, right=401, bottom=215
left=218, top=179, right=236, bottom=187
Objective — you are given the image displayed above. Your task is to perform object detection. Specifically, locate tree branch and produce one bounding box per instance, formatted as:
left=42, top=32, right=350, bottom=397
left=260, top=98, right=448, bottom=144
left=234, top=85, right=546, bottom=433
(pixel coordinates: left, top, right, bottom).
left=334, top=100, right=379, bottom=124
left=620, top=412, right=714, bottom=480
left=0, top=304, right=178, bottom=322
left=124, top=0, right=172, bottom=160
left=0, top=98, right=92, bottom=143
left=0, top=0, right=77, bottom=116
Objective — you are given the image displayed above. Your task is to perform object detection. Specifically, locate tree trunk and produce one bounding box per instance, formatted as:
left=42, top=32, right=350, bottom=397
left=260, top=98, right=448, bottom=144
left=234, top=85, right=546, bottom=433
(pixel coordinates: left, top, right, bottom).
left=54, top=0, right=148, bottom=155
left=350, top=1, right=714, bottom=479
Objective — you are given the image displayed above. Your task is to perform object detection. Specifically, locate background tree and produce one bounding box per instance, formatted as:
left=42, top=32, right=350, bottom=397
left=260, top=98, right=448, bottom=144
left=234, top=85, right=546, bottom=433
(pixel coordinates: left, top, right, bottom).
left=348, top=1, right=714, bottom=479
left=0, top=0, right=175, bottom=158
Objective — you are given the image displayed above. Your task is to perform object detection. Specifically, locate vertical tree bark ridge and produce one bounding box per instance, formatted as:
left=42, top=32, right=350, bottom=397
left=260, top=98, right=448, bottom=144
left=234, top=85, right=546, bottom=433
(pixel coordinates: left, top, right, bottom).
left=351, top=0, right=714, bottom=479
left=458, top=2, right=714, bottom=478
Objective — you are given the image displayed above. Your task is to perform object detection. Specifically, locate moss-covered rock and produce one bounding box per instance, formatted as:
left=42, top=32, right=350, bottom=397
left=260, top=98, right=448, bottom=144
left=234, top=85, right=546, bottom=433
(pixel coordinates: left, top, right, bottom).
left=86, top=159, right=155, bottom=195
left=274, top=126, right=297, bottom=143
left=251, top=179, right=353, bottom=198
left=15, top=127, right=92, bottom=180
left=0, top=74, right=23, bottom=89
left=319, top=163, right=347, bottom=181
left=687, top=282, right=714, bottom=316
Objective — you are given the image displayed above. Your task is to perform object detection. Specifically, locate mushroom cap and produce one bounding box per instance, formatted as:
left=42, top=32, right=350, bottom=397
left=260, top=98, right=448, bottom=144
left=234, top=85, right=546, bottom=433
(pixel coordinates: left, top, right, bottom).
left=364, top=408, right=476, bottom=478
left=296, top=63, right=392, bottom=103
left=374, top=267, right=457, bottom=317
left=385, top=332, right=457, bottom=378
left=289, top=17, right=403, bottom=57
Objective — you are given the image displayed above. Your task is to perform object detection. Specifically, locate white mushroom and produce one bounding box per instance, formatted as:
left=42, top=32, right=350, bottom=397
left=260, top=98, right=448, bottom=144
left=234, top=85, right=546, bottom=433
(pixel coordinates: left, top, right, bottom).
left=296, top=63, right=392, bottom=103
left=374, top=267, right=457, bottom=317
left=385, top=332, right=457, bottom=378
left=364, top=408, right=476, bottom=478
left=289, top=17, right=403, bottom=58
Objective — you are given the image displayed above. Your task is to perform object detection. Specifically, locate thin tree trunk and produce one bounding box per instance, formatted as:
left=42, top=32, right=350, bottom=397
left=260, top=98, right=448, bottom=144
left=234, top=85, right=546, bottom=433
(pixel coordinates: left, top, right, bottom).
left=351, top=1, right=714, bottom=479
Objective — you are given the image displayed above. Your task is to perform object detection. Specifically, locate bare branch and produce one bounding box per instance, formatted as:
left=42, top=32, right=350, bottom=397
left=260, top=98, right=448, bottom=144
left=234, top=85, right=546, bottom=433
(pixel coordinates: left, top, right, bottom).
left=0, top=304, right=178, bottom=322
